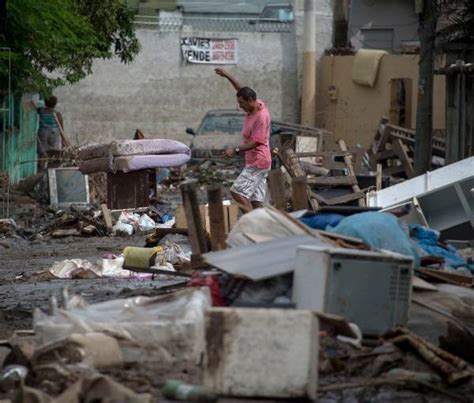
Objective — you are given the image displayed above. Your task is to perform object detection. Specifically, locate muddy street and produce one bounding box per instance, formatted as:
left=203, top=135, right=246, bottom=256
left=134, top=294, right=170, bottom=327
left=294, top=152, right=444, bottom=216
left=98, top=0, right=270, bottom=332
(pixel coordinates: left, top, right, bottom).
left=0, top=234, right=186, bottom=339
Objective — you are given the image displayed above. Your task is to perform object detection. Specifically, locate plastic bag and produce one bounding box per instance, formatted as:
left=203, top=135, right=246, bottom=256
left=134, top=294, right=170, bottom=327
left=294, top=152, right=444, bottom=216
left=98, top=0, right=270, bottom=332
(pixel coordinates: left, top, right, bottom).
left=33, top=288, right=211, bottom=364
left=160, top=234, right=192, bottom=264
left=112, top=221, right=134, bottom=235
left=137, top=214, right=156, bottom=232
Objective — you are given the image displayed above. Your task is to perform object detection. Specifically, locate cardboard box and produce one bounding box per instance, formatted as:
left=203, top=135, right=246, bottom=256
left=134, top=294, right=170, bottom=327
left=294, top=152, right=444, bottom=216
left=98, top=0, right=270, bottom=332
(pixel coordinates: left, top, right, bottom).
left=175, top=204, right=239, bottom=233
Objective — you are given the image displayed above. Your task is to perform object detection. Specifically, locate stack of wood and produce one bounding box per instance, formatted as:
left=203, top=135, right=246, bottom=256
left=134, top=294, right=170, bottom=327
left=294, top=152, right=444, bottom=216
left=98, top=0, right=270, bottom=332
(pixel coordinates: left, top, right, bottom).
left=276, top=139, right=366, bottom=209
left=368, top=117, right=446, bottom=179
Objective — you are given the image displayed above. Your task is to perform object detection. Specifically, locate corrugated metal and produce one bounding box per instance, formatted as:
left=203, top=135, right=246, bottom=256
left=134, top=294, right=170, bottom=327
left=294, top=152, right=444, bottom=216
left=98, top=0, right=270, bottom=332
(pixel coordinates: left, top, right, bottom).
left=204, top=235, right=328, bottom=281
left=1, top=94, right=37, bottom=184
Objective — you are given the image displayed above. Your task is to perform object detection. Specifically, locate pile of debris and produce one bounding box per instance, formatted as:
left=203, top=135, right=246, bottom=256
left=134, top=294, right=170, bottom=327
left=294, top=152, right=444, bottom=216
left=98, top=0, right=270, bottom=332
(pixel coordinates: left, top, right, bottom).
left=0, top=172, right=473, bottom=402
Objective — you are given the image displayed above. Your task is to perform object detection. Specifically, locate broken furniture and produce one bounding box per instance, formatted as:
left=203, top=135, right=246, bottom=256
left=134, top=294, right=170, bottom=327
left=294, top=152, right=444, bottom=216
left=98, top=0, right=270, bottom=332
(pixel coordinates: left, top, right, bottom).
left=367, top=156, right=474, bottom=240
left=78, top=139, right=191, bottom=209
left=106, top=170, right=149, bottom=210
left=283, top=139, right=366, bottom=208
left=292, top=246, right=414, bottom=335
left=368, top=118, right=446, bottom=179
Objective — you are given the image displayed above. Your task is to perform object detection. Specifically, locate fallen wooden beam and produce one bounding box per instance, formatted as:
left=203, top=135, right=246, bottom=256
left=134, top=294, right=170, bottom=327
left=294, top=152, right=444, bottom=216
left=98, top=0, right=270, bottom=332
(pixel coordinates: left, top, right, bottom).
left=307, top=176, right=357, bottom=186
left=268, top=169, right=287, bottom=210
left=100, top=203, right=113, bottom=234
left=337, top=139, right=365, bottom=207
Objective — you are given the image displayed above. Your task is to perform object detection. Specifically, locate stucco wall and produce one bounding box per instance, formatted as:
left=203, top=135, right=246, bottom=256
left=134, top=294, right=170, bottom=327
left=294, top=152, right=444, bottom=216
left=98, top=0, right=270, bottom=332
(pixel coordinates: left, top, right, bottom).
left=56, top=30, right=298, bottom=146
left=317, top=54, right=446, bottom=148
left=349, top=0, right=418, bottom=52
left=55, top=1, right=334, bottom=146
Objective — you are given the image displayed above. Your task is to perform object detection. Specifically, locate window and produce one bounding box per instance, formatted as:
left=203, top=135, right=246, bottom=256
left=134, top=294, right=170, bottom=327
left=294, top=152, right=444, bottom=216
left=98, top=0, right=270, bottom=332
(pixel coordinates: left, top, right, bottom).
left=259, top=4, right=294, bottom=22
left=360, top=28, right=394, bottom=51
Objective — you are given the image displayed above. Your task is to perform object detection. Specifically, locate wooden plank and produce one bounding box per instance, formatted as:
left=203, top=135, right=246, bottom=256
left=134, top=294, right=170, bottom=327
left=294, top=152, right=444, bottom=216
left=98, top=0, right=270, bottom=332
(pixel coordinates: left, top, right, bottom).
left=376, top=164, right=382, bottom=191
left=291, top=151, right=352, bottom=170
left=391, top=138, right=415, bottom=178
left=207, top=186, right=226, bottom=251
left=100, top=203, right=113, bottom=234
left=52, top=228, right=80, bottom=237
left=268, top=169, right=286, bottom=210
left=416, top=267, right=473, bottom=287
left=180, top=181, right=208, bottom=256
left=372, top=117, right=390, bottom=154
left=307, top=176, right=357, bottom=186
left=313, top=191, right=365, bottom=206
left=374, top=149, right=398, bottom=161
left=291, top=176, right=308, bottom=211
left=285, top=149, right=318, bottom=210
left=291, top=151, right=351, bottom=158
left=227, top=205, right=239, bottom=229
left=285, top=149, right=306, bottom=177
left=383, top=165, right=406, bottom=176
left=337, top=139, right=365, bottom=206
left=200, top=205, right=210, bottom=233
left=175, top=206, right=187, bottom=228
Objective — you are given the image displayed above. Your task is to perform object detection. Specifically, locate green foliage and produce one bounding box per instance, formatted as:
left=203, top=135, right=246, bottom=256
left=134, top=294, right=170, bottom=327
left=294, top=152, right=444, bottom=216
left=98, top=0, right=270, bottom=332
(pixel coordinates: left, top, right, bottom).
left=0, top=0, right=140, bottom=95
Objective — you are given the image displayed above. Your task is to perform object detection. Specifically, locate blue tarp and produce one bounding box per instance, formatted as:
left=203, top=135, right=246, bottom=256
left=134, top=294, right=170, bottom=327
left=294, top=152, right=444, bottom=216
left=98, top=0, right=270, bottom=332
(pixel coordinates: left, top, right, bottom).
left=327, top=212, right=421, bottom=266
left=299, top=213, right=345, bottom=230
left=409, top=225, right=473, bottom=273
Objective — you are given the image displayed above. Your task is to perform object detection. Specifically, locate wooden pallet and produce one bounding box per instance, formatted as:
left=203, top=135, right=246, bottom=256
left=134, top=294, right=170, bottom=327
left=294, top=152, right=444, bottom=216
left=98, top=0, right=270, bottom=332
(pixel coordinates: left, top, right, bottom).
left=368, top=118, right=446, bottom=179
left=284, top=139, right=366, bottom=208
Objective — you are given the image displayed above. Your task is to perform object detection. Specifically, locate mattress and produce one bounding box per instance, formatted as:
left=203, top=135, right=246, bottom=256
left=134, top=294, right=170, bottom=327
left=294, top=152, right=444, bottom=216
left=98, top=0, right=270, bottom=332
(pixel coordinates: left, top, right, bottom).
left=79, top=153, right=191, bottom=174
left=78, top=139, right=190, bottom=160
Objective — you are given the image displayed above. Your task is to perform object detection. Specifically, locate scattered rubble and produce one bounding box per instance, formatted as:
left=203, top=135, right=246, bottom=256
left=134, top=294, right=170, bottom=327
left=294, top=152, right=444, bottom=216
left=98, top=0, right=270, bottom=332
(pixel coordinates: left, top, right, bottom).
left=0, top=125, right=473, bottom=402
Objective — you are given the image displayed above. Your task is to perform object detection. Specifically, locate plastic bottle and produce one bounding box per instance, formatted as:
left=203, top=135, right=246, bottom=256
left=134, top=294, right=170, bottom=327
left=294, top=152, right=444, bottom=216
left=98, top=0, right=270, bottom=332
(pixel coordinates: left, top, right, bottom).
left=161, top=379, right=217, bottom=402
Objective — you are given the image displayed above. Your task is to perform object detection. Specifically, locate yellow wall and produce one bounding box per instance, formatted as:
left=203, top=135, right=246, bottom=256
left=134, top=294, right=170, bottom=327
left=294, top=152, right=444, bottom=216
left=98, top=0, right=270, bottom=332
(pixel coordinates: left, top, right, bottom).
left=317, top=55, right=446, bottom=148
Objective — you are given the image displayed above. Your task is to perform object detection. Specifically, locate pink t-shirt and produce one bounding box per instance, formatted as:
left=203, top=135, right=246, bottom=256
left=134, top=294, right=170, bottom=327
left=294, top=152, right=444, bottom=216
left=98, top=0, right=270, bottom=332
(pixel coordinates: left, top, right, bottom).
left=242, top=100, right=271, bottom=169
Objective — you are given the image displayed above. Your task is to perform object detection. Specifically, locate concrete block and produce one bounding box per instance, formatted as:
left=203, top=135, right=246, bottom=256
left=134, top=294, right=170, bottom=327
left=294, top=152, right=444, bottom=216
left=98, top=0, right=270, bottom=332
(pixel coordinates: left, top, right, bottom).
left=204, top=308, right=319, bottom=399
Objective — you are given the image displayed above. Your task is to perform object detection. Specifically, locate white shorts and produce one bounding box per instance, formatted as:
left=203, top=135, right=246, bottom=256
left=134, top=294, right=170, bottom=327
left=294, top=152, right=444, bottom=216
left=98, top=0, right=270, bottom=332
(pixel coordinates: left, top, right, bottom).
left=230, top=166, right=270, bottom=202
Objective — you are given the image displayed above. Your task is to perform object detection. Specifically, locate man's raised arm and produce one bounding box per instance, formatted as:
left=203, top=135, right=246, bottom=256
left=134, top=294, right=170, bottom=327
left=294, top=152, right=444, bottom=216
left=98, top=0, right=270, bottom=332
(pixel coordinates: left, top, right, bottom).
left=214, top=68, right=241, bottom=91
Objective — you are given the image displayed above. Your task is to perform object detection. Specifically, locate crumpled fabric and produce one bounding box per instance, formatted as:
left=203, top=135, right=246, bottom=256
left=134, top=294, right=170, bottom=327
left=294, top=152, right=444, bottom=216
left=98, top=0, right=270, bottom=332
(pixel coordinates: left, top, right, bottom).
left=409, top=224, right=473, bottom=273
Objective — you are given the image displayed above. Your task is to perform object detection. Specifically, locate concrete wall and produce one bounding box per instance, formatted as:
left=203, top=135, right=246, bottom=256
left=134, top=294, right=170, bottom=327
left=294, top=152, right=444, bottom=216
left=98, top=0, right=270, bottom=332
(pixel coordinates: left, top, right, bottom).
left=56, top=0, right=334, bottom=146
left=56, top=30, right=298, bottom=146
left=349, top=0, right=418, bottom=52
left=317, top=55, right=446, bottom=148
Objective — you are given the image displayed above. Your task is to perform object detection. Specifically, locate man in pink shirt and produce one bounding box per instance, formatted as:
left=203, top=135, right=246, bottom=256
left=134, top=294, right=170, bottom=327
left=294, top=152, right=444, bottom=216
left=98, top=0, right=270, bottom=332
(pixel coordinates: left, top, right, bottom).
left=215, top=68, right=272, bottom=212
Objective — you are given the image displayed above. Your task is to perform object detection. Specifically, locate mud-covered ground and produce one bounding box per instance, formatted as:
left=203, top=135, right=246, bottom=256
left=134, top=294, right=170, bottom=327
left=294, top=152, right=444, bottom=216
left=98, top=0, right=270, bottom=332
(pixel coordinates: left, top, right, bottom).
left=0, top=189, right=193, bottom=340
left=1, top=184, right=473, bottom=402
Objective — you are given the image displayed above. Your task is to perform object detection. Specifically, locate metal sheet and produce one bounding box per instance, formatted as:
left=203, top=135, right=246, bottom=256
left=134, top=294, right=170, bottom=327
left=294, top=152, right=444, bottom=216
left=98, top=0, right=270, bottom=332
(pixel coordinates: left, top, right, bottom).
left=1, top=94, right=38, bottom=185
left=203, top=235, right=328, bottom=281
left=367, top=156, right=474, bottom=208
left=367, top=157, right=474, bottom=235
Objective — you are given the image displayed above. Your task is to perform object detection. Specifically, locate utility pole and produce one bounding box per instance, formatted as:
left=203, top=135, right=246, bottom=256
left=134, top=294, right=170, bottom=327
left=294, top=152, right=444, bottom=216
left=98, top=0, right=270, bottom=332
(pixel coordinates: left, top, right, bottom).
left=414, top=0, right=438, bottom=175
left=333, top=0, right=349, bottom=48
left=301, top=0, right=316, bottom=127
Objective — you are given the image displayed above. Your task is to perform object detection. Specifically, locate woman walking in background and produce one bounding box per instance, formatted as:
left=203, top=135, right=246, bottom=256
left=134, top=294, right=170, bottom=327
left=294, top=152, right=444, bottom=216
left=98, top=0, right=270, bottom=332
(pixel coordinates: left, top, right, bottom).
left=36, top=95, right=64, bottom=171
